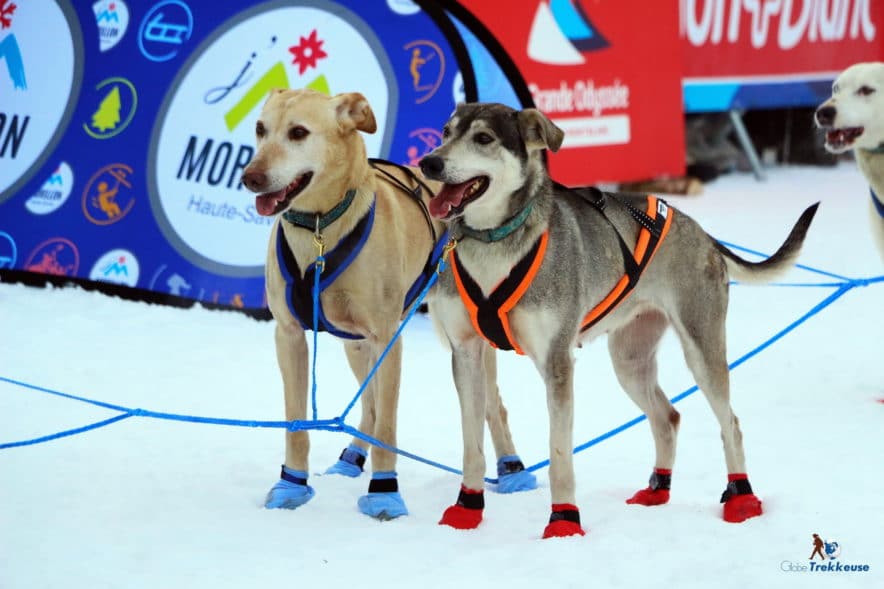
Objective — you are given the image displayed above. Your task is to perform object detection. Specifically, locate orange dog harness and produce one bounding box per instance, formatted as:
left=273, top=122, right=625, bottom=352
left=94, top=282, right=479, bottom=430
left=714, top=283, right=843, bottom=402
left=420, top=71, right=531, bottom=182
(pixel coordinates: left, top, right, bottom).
left=451, top=194, right=673, bottom=355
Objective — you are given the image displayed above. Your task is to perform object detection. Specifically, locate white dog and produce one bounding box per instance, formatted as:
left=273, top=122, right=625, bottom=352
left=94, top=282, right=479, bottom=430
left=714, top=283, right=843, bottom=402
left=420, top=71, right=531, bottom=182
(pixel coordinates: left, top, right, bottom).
left=816, top=61, right=884, bottom=262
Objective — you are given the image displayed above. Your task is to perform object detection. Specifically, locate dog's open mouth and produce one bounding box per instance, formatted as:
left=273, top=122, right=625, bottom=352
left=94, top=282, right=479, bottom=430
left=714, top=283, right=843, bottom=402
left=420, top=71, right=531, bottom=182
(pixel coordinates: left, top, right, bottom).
left=255, top=172, right=313, bottom=216
left=825, top=127, right=864, bottom=150
left=429, top=176, right=489, bottom=219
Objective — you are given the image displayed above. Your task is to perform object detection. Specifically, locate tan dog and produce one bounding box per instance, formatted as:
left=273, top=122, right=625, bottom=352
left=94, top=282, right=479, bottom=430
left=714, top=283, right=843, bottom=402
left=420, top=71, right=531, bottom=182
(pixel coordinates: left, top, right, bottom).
left=816, top=62, right=884, bottom=262
left=240, top=89, right=534, bottom=519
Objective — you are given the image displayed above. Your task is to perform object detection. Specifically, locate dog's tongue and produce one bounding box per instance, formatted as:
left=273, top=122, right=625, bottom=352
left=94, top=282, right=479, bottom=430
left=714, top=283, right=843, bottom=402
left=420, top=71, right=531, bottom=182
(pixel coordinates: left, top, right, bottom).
left=255, top=188, right=287, bottom=216
left=429, top=181, right=473, bottom=218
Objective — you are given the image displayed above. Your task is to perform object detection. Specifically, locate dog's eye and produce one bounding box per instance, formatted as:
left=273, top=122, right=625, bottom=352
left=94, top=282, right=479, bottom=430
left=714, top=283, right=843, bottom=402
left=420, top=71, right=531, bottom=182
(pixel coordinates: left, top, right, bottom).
left=858, top=86, right=876, bottom=96
left=473, top=132, right=494, bottom=145
left=288, top=126, right=309, bottom=141
left=255, top=122, right=266, bottom=138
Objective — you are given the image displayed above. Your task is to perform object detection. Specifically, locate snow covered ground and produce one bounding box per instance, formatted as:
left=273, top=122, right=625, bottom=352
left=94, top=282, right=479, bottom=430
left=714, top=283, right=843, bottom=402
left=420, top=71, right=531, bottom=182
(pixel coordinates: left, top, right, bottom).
left=1, top=163, right=881, bottom=589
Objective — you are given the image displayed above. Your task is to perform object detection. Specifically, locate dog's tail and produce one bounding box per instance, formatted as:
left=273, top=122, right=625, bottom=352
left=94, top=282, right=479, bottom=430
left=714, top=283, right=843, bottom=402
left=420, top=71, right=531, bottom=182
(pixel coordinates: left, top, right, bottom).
left=714, top=202, right=819, bottom=284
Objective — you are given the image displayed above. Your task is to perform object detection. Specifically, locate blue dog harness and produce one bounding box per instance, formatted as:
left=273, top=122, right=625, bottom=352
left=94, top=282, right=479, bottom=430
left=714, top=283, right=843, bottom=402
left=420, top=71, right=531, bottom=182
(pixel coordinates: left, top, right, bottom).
left=275, top=161, right=447, bottom=340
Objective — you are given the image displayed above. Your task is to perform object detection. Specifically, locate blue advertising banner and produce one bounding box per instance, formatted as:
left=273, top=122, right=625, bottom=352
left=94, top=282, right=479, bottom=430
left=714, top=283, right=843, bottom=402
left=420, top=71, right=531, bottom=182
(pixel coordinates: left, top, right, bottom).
left=0, top=0, right=524, bottom=311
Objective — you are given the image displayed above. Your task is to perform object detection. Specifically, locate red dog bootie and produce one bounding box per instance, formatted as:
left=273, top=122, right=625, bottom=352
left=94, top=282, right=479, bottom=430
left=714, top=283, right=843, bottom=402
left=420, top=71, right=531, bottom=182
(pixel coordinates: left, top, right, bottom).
left=542, top=504, right=586, bottom=539
left=439, top=485, right=484, bottom=530
left=626, top=468, right=672, bottom=506
left=721, top=473, right=763, bottom=523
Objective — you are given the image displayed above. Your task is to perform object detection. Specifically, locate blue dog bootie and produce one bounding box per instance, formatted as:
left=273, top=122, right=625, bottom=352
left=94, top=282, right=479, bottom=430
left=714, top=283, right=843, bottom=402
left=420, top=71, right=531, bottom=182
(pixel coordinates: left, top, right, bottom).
left=357, top=471, right=408, bottom=520
left=324, top=444, right=367, bottom=477
left=496, top=455, right=537, bottom=493
left=265, top=466, right=316, bottom=509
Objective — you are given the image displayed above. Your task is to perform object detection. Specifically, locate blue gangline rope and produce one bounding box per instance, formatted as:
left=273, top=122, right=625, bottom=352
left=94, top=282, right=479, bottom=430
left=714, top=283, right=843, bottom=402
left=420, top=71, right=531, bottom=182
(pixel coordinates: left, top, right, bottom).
left=1, top=253, right=881, bottom=485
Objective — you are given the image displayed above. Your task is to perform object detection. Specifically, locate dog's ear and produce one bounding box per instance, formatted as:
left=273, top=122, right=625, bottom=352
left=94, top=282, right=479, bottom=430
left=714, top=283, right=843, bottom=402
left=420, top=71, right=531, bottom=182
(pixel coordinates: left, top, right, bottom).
left=518, top=108, right=564, bottom=152
left=334, top=92, right=377, bottom=134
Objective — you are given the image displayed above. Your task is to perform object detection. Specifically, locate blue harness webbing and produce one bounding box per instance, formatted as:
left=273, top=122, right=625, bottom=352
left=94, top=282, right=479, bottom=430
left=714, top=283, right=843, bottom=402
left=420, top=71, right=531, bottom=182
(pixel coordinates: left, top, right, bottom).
left=871, top=188, right=884, bottom=218
left=276, top=200, right=448, bottom=340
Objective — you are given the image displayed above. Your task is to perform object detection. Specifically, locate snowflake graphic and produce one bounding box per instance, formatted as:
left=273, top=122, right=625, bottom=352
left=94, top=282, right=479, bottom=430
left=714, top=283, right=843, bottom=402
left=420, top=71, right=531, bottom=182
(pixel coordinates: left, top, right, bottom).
left=288, top=29, right=328, bottom=75
left=1, top=0, right=17, bottom=29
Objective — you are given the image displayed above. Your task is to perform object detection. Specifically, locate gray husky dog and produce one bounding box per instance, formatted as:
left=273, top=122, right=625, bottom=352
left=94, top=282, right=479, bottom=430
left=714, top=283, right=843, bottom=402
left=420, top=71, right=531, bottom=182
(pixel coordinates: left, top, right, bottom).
left=419, top=102, right=818, bottom=538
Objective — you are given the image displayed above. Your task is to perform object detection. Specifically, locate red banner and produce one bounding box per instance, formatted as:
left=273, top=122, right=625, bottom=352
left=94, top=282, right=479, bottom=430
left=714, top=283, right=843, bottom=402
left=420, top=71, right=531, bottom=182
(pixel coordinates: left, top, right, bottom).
left=682, top=0, right=884, bottom=79
left=460, top=0, right=685, bottom=185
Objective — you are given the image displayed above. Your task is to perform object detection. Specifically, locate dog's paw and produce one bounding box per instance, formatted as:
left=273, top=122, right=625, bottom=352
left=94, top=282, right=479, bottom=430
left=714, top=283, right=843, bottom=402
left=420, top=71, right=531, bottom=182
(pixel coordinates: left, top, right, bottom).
left=264, top=468, right=315, bottom=510
left=542, top=504, right=585, bottom=539
left=495, top=455, right=537, bottom=493
left=358, top=492, right=408, bottom=520
left=723, top=494, right=763, bottom=523
left=439, top=504, right=483, bottom=529
left=626, top=487, right=670, bottom=506
left=324, top=444, right=367, bottom=477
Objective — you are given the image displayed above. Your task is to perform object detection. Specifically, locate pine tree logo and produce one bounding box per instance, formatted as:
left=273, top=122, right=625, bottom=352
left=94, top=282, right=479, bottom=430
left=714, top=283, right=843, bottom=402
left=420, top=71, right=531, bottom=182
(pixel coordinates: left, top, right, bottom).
left=91, top=86, right=121, bottom=131
left=83, top=76, right=138, bottom=139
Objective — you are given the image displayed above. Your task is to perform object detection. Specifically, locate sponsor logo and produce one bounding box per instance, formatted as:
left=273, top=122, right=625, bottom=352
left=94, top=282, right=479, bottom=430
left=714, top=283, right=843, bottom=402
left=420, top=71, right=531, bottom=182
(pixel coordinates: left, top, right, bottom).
left=404, top=39, right=444, bottom=104
left=82, top=163, right=135, bottom=225
left=93, top=0, right=129, bottom=52
left=681, top=0, right=876, bottom=49
left=138, top=0, right=193, bottom=62
left=0, top=230, right=16, bottom=269
left=529, top=79, right=631, bottom=148
left=387, top=0, right=421, bottom=16
left=0, top=0, right=83, bottom=205
left=404, top=127, right=442, bottom=166
left=148, top=1, right=397, bottom=276
left=780, top=534, right=871, bottom=574
left=148, top=264, right=195, bottom=297
left=25, top=162, right=74, bottom=215
left=24, top=237, right=80, bottom=276
left=528, top=0, right=609, bottom=65
left=83, top=77, right=138, bottom=140
left=89, top=248, right=140, bottom=286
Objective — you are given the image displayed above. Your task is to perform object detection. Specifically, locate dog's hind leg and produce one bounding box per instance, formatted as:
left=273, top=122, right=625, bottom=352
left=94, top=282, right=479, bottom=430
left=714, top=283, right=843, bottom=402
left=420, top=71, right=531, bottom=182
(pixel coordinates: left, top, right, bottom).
left=539, top=343, right=585, bottom=539
left=439, top=336, right=489, bottom=530
left=608, top=309, right=680, bottom=507
left=265, top=321, right=316, bottom=509
left=483, top=349, right=538, bottom=493
left=325, top=341, right=374, bottom=477
left=671, top=299, right=763, bottom=523
left=356, top=333, right=409, bottom=520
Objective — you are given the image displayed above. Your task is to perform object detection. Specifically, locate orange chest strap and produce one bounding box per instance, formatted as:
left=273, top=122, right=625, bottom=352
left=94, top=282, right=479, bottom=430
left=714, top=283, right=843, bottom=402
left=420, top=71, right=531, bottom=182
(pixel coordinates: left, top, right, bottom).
left=451, top=232, right=549, bottom=355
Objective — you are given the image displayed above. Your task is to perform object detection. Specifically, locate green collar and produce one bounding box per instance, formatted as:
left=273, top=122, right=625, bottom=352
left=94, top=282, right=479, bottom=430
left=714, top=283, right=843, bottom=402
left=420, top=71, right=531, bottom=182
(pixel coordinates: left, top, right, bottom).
left=862, top=143, right=884, bottom=155
left=460, top=200, right=534, bottom=243
left=282, top=189, right=357, bottom=231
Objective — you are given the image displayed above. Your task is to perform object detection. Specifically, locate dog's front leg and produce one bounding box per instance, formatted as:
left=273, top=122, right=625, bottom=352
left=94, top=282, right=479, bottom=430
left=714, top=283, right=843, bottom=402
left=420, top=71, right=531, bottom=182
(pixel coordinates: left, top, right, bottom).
left=355, top=333, right=409, bottom=520
left=539, top=345, right=585, bottom=538
left=439, top=336, right=488, bottom=530
left=264, top=320, right=314, bottom=509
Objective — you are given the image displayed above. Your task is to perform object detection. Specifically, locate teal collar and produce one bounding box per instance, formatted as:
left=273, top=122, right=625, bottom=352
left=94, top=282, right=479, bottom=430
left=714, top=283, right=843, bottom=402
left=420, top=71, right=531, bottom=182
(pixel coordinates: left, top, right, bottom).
left=460, top=200, right=534, bottom=243
left=282, top=189, right=357, bottom=231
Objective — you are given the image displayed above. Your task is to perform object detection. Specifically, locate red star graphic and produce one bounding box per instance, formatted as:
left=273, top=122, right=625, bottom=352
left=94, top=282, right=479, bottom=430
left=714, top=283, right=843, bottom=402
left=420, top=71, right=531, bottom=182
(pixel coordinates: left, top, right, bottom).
left=288, top=29, right=328, bottom=75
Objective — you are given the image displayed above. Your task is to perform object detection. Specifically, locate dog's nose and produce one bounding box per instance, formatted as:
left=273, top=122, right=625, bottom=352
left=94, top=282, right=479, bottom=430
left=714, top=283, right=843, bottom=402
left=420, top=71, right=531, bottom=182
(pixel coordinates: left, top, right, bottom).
left=241, top=170, right=267, bottom=191
left=815, top=105, right=836, bottom=127
left=419, top=155, right=445, bottom=177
